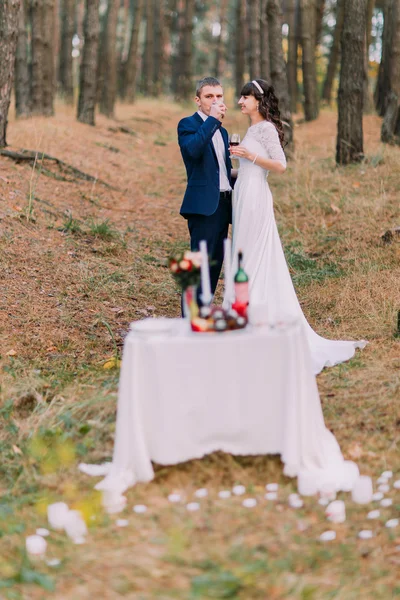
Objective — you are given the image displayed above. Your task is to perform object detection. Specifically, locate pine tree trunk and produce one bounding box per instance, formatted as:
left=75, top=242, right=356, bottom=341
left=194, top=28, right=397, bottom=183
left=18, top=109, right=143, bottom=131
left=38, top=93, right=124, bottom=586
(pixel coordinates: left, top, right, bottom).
left=77, top=0, right=100, bottom=125
left=260, top=0, right=270, bottom=81
left=322, top=0, right=344, bottom=103
left=300, top=0, right=319, bottom=120
left=363, top=0, right=375, bottom=112
left=59, top=0, right=75, bottom=103
left=43, top=0, right=55, bottom=116
left=235, top=0, right=246, bottom=99
left=286, top=0, right=298, bottom=112
left=268, top=0, right=294, bottom=151
left=214, top=0, right=228, bottom=78
left=247, top=0, right=261, bottom=79
left=381, top=0, right=400, bottom=143
left=15, top=0, right=30, bottom=118
left=31, top=0, right=45, bottom=114
left=178, top=0, right=195, bottom=102
left=121, top=0, right=144, bottom=101
left=336, top=0, right=367, bottom=164
left=170, top=0, right=182, bottom=96
left=99, top=0, right=119, bottom=117
left=153, top=0, right=165, bottom=96
left=142, top=0, right=155, bottom=94
left=315, top=0, right=325, bottom=47
left=0, top=0, right=20, bottom=147
left=375, top=0, right=393, bottom=115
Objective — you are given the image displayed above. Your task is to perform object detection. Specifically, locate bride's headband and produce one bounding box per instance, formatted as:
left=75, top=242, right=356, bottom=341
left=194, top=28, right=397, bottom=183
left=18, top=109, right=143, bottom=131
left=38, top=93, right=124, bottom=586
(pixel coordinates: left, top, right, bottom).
left=252, top=80, right=264, bottom=95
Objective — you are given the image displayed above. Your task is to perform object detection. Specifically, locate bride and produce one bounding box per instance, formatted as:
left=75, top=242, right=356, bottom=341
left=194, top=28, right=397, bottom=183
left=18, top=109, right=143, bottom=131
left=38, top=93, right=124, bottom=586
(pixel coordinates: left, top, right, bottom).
left=229, top=79, right=366, bottom=375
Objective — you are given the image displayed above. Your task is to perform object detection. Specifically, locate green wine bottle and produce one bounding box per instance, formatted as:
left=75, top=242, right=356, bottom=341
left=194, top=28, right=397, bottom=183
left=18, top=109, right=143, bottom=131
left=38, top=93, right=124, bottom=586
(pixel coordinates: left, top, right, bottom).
left=234, top=251, right=249, bottom=306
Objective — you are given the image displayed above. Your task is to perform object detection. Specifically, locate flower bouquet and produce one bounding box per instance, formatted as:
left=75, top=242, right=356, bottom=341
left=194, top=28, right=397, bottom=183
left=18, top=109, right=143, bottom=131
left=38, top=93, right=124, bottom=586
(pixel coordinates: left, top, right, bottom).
left=169, top=251, right=202, bottom=319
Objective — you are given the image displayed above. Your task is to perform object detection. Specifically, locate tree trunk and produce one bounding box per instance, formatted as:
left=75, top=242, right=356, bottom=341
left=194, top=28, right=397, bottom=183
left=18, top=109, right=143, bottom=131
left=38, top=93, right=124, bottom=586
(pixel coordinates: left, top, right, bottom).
left=336, top=0, right=367, bottom=164
left=267, top=0, right=294, bottom=151
left=260, top=0, right=270, bottom=81
left=0, top=0, right=20, bottom=147
left=77, top=0, right=100, bottom=125
left=235, top=0, right=246, bottom=99
left=15, top=0, right=30, bottom=118
left=59, top=0, right=75, bottom=103
left=142, top=0, right=155, bottom=94
left=381, top=0, right=400, bottom=143
left=300, top=0, right=319, bottom=120
left=177, top=0, right=195, bottom=102
left=153, top=0, right=166, bottom=96
left=322, top=0, right=344, bottom=103
left=170, top=0, right=182, bottom=96
left=214, top=0, right=229, bottom=78
left=43, top=0, right=55, bottom=116
left=375, top=0, right=393, bottom=115
left=121, top=0, right=144, bottom=101
left=286, top=0, right=298, bottom=112
left=363, top=0, right=375, bottom=112
left=315, top=0, right=325, bottom=47
left=31, top=0, right=45, bottom=114
left=99, top=0, right=119, bottom=117
left=247, top=0, right=261, bottom=79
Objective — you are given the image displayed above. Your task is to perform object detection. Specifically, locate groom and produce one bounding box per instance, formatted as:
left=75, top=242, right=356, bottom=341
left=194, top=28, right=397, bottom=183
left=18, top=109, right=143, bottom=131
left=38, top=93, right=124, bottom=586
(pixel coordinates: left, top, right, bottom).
left=177, top=77, right=233, bottom=301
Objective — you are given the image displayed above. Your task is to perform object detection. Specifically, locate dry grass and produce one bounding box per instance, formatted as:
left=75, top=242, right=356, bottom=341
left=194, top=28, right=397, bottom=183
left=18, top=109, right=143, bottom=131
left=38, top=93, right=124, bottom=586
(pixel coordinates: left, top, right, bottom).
left=0, top=99, right=400, bottom=599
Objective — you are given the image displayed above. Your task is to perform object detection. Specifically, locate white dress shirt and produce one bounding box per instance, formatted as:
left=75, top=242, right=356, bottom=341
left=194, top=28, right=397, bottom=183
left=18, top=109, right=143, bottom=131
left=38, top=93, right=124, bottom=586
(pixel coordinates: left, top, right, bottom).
left=198, top=110, right=231, bottom=192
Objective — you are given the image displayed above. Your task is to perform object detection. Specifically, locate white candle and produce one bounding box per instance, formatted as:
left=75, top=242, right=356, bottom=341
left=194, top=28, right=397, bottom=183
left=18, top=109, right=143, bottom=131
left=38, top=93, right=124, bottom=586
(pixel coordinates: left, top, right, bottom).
left=223, top=238, right=234, bottom=307
left=351, top=475, right=373, bottom=504
left=199, top=240, right=212, bottom=305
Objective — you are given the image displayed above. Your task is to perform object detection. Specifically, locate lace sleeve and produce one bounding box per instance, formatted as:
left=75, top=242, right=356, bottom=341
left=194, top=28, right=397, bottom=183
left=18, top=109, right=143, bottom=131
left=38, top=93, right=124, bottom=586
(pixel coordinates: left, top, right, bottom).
left=253, top=121, right=287, bottom=168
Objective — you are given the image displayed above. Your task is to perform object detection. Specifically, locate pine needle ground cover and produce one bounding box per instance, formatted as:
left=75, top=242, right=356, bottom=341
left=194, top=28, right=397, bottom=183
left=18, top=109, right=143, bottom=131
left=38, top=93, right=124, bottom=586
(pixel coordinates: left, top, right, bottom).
left=0, top=100, right=399, bottom=599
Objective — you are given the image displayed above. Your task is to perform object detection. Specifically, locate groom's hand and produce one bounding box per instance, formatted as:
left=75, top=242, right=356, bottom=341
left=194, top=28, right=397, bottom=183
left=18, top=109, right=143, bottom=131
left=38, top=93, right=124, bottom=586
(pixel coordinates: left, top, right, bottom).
left=210, top=101, right=227, bottom=122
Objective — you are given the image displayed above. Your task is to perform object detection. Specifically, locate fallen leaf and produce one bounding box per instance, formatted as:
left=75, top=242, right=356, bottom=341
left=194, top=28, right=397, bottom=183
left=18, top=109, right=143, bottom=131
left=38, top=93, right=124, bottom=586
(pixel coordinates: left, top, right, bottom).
left=352, top=182, right=360, bottom=188
left=103, top=357, right=121, bottom=370
left=0, top=176, right=9, bottom=183
left=330, top=203, right=341, bottom=214
left=13, top=445, right=23, bottom=455
left=46, top=346, right=57, bottom=353
left=6, top=349, right=17, bottom=357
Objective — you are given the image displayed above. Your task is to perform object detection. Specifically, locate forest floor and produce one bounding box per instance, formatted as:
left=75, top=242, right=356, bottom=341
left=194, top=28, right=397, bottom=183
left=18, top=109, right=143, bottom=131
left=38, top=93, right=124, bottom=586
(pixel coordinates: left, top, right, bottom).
left=0, top=99, right=400, bottom=600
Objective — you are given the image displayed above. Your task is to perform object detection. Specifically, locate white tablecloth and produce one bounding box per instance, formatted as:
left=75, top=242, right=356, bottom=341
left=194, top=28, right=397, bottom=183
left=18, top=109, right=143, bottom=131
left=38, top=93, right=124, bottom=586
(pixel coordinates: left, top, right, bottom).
left=92, top=319, right=358, bottom=494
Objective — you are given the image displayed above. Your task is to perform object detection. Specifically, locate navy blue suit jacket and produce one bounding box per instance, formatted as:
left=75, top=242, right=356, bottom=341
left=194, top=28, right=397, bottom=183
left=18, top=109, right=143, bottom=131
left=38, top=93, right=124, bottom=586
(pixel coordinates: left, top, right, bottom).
left=177, top=112, right=232, bottom=218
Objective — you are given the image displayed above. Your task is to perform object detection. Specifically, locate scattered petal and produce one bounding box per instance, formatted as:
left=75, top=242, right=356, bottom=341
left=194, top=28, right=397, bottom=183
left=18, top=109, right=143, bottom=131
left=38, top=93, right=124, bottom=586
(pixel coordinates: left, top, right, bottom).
left=265, top=483, right=278, bottom=492
left=319, top=530, right=336, bottom=542
left=102, top=491, right=127, bottom=515
left=372, top=492, right=384, bottom=501
left=318, top=497, right=329, bottom=506
left=385, top=519, right=399, bottom=529
left=358, top=530, right=374, bottom=540
left=116, top=519, right=129, bottom=527
left=242, top=498, right=257, bottom=508
left=380, top=498, right=393, bottom=508
left=326, top=500, right=346, bottom=523
left=46, top=558, right=61, bottom=567
left=133, top=505, right=147, bottom=514
left=378, top=484, right=390, bottom=493
left=36, top=528, right=50, bottom=537
left=194, top=488, right=208, bottom=498
left=64, top=510, right=87, bottom=541
left=6, top=349, right=17, bottom=357
left=26, top=535, right=47, bottom=556
left=393, top=480, right=400, bottom=490
left=186, top=502, right=200, bottom=512
left=47, top=502, right=70, bottom=530
left=381, top=471, right=393, bottom=479
left=264, top=492, right=278, bottom=501
left=289, top=496, right=304, bottom=508
left=218, top=490, right=231, bottom=499
left=12, top=445, right=23, bottom=455
left=232, top=485, right=246, bottom=496
left=168, top=493, right=182, bottom=503
left=377, top=476, right=389, bottom=485
left=367, top=510, right=380, bottom=519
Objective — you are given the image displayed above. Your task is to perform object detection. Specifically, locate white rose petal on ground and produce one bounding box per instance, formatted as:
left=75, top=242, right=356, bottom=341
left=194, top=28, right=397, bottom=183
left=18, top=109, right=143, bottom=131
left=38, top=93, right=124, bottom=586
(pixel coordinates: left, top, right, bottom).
left=372, top=492, right=384, bottom=501
left=102, top=492, right=127, bottom=515
left=194, top=488, right=208, bottom=499
left=116, top=519, right=129, bottom=527
left=289, top=497, right=304, bottom=508
left=242, top=498, right=257, bottom=508
left=358, top=530, right=374, bottom=540
left=393, top=480, right=400, bottom=489
left=64, top=510, right=87, bottom=542
left=46, top=558, right=61, bottom=567
left=36, top=528, right=50, bottom=537
left=326, top=500, right=346, bottom=523
left=378, top=484, right=390, bottom=493
left=381, top=471, right=393, bottom=479
left=168, top=493, right=182, bottom=503
left=318, top=498, right=329, bottom=506
left=186, top=502, right=200, bottom=512
left=133, top=505, right=147, bottom=514
left=385, top=519, right=399, bottom=529
left=367, top=510, right=380, bottom=519
left=26, top=535, right=47, bottom=556
left=380, top=498, right=393, bottom=507
left=319, top=531, right=336, bottom=542
left=218, top=490, right=231, bottom=499
left=377, top=476, right=389, bottom=485
left=264, top=492, right=278, bottom=501
left=47, top=502, right=69, bottom=531
left=265, top=483, right=278, bottom=492
left=232, top=485, right=246, bottom=496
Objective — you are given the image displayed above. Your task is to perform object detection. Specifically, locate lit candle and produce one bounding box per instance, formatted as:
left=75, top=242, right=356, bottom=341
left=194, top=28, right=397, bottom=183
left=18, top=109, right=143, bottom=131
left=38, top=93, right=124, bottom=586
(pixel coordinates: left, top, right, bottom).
left=223, top=238, right=234, bottom=308
left=199, top=240, right=212, bottom=305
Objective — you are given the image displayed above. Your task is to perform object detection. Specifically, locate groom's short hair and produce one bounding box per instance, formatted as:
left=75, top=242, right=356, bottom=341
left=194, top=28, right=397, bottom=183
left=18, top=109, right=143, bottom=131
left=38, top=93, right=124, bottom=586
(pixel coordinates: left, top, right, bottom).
left=196, top=77, right=222, bottom=98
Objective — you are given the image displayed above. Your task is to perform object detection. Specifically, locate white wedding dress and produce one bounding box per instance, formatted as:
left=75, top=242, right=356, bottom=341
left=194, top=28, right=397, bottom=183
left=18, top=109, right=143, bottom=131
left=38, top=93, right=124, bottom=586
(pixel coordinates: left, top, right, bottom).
left=229, top=120, right=367, bottom=375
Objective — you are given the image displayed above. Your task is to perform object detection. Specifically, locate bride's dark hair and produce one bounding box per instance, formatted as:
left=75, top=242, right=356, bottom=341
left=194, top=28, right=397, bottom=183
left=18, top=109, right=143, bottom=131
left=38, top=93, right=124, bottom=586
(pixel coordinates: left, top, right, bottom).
left=240, top=79, right=285, bottom=147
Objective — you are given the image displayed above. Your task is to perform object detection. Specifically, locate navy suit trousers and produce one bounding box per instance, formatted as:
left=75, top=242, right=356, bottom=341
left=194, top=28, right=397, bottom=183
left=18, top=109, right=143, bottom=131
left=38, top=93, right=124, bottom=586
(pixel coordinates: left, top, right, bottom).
left=187, top=194, right=231, bottom=303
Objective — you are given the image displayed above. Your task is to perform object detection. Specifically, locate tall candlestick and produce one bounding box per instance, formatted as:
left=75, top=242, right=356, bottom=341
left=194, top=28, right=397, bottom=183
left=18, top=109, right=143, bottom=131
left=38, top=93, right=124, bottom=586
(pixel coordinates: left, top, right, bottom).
left=223, top=238, right=234, bottom=308
left=199, top=240, right=212, bottom=305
